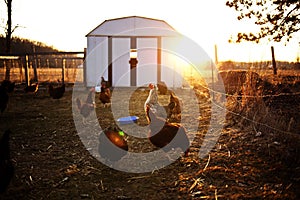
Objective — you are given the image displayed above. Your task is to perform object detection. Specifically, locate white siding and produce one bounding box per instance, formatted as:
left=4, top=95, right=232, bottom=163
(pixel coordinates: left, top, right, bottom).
left=86, top=36, right=108, bottom=87
left=112, top=38, right=130, bottom=86
left=137, top=38, right=157, bottom=86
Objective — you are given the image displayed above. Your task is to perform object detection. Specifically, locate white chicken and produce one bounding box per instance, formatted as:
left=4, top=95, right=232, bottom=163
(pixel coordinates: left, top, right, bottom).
left=144, top=83, right=158, bottom=110
left=144, top=83, right=167, bottom=122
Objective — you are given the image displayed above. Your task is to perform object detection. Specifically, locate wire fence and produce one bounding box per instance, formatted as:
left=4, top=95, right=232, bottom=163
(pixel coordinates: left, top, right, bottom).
left=0, top=54, right=299, bottom=134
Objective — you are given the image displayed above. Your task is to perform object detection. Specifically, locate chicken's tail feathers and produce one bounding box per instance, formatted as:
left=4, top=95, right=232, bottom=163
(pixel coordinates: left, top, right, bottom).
left=76, top=98, right=81, bottom=110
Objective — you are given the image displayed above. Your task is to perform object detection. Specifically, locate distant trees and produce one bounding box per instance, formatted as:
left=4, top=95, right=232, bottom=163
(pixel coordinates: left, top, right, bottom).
left=226, top=0, right=300, bottom=43
left=0, top=36, right=58, bottom=54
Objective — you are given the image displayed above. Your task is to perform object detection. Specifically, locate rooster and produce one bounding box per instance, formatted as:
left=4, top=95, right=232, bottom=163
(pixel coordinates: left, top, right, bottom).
left=144, top=83, right=167, bottom=121
left=1, top=80, right=15, bottom=93
left=0, top=130, right=14, bottom=193
left=144, top=83, right=158, bottom=109
left=99, top=84, right=111, bottom=107
left=167, top=92, right=182, bottom=121
left=98, top=126, right=128, bottom=162
left=0, top=86, right=9, bottom=114
left=24, top=83, right=39, bottom=93
left=48, top=83, right=65, bottom=99
left=76, top=88, right=95, bottom=119
left=146, top=105, right=190, bottom=158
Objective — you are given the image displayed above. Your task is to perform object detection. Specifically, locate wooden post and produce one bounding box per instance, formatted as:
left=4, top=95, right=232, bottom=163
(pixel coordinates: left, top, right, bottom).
left=19, top=58, right=23, bottom=82
left=211, top=60, right=215, bottom=101
left=24, top=55, right=29, bottom=86
left=32, top=46, right=38, bottom=82
left=271, top=46, right=277, bottom=75
left=214, top=44, right=218, bottom=65
left=83, top=48, right=87, bottom=87
left=62, top=58, right=66, bottom=84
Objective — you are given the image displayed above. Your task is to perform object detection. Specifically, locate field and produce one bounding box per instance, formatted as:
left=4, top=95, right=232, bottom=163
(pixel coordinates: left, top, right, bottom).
left=0, top=67, right=83, bottom=83
left=0, top=71, right=300, bottom=199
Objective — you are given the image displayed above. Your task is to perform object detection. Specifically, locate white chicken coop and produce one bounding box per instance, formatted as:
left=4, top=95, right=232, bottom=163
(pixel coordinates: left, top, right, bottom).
left=85, top=16, right=184, bottom=88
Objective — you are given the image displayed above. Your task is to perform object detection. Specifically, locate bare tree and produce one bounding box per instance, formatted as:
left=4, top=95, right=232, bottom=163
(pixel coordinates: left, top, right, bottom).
left=226, top=0, right=300, bottom=43
left=5, top=0, right=12, bottom=54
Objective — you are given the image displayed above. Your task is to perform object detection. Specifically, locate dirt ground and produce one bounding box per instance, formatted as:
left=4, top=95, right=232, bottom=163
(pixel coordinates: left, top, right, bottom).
left=0, top=83, right=299, bottom=200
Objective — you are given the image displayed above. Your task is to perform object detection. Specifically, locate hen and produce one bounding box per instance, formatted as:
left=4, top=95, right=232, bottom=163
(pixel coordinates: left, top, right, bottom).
left=76, top=88, right=95, bottom=118
left=146, top=105, right=190, bottom=158
left=48, top=83, right=65, bottom=99
left=1, top=80, right=15, bottom=93
left=0, top=86, right=9, bottom=114
left=157, top=81, right=168, bottom=95
left=98, top=126, right=128, bottom=162
left=99, top=84, right=111, bottom=107
left=24, top=83, right=39, bottom=93
left=101, top=76, right=110, bottom=88
left=0, top=130, right=14, bottom=193
left=167, top=92, right=182, bottom=121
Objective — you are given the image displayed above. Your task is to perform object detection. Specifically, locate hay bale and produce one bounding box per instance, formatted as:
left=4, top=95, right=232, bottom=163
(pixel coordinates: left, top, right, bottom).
left=215, top=70, right=262, bottom=96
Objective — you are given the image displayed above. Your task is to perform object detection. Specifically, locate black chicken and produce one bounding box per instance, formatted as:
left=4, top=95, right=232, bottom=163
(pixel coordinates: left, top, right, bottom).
left=0, top=86, right=9, bottom=114
left=1, top=80, right=15, bottom=93
left=48, top=83, right=65, bottom=99
left=0, top=130, right=14, bottom=193
left=98, top=126, right=128, bottom=162
left=146, top=105, right=190, bottom=157
left=76, top=88, right=95, bottom=118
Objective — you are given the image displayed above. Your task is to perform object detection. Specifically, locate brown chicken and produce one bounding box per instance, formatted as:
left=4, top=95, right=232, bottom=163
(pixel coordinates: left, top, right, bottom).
left=0, top=86, right=9, bottom=114
left=98, top=126, right=128, bottom=162
left=157, top=81, right=168, bottom=95
left=99, top=84, right=111, bottom=107
left=76, top=88, right=95, bottom=118
left=146, top=105, right=190, bottom=157
left=101, top=76, right=110, bottom=88
left=48, top=83, right=65, bottom=99
left=0, top=130, right=14, bottom=193
left=24, top=83, right=39, bottom=93
left=167, top=92, right=182, bottom=121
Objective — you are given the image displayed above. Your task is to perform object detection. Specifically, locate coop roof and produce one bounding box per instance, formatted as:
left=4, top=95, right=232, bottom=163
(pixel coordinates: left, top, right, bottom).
left=86, top=16, right=179, bottom=37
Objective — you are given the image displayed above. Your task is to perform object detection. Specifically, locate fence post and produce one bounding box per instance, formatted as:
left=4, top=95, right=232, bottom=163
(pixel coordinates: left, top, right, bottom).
left=4, top=60, right=11, bottom=81
left=32, top=46, right=38, bottom=82
left=271, top=46, right=277, bottom=75
left=19, top=58, right=23, bottom=82
left=62, top=58, right=66, bottom=84
left=83, top=48, right=87, bottom=87
left=24, top=55, right=29, bottom=86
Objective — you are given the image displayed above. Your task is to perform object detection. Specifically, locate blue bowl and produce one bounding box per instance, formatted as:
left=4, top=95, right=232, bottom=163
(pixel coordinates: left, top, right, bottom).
left=117, top=116, right=139, bottom=124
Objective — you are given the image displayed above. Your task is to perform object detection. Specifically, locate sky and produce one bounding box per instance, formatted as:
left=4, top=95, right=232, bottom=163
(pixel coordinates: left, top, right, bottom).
left=0, top=0, right=299, bottom=62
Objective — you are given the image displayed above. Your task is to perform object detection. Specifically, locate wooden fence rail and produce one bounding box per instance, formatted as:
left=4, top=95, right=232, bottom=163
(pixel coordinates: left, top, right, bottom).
left=0, top=51, right=85, bottom=86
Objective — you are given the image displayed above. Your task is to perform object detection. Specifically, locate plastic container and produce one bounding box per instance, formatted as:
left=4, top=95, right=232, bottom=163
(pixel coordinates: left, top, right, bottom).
left=117, top=116, right=139, bottom=124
